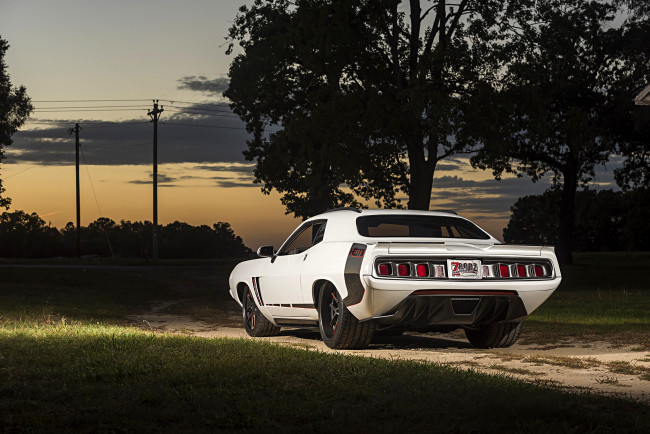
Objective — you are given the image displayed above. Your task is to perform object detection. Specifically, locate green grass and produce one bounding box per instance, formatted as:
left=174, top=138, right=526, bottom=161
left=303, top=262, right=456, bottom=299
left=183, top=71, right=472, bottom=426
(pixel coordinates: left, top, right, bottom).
left=0, top=263, right=240, bottom=327
left=1, top=255, right=650, bottom=431
left=1, top=252, right=649, bottom=346
left=0, top=323, right=648, bottom=433
left=523, top=253, right=650, bottom=348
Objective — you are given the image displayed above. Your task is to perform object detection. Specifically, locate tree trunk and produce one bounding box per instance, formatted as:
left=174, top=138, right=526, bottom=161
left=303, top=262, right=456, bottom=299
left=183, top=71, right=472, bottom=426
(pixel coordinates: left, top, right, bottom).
left=407, top=157, right=435, bottom=210
left=557, top=169, right=577, bottom=265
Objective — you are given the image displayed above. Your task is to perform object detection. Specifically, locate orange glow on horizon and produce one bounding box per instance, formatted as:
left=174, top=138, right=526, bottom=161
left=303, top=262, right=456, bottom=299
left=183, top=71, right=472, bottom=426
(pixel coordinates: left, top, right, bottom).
left=2, top=162, right=508, bottom=249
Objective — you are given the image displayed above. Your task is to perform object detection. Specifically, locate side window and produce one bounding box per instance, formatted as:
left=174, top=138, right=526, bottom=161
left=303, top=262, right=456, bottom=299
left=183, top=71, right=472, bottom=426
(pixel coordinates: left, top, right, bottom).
left=279, top=221, right=327, bottom=255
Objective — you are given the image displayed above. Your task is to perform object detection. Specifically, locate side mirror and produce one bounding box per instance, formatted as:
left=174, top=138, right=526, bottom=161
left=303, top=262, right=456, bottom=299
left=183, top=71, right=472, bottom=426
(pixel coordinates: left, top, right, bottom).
left=257, top=245, right=275, bottom=258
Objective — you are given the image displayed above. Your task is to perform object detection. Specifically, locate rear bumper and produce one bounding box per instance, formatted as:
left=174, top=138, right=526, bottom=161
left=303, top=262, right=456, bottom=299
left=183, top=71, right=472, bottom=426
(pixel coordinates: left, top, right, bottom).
left=345, top=275, right=559, bottom=322
left=374, top=292, right=527, bottom=329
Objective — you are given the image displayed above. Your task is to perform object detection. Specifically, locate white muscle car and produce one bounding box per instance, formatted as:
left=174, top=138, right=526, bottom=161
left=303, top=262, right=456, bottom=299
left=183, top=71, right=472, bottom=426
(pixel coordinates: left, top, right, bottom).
left=228, top=208, right=561, bottom=349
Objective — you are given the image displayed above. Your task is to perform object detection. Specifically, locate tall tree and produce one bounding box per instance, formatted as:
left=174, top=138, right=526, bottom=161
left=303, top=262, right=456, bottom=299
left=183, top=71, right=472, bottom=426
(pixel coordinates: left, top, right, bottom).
left=470, top=0, right=649, bottom=264
left=225, top=0, right=518, bottom=218
left=0, top=37, right=33, bottom=209
left=611, top=0, right=650, bottom=190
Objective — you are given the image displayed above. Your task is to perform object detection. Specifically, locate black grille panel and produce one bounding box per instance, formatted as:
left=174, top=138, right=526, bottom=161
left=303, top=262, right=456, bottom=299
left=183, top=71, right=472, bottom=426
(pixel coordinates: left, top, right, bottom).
left=451, top=297, right=480, bottom=315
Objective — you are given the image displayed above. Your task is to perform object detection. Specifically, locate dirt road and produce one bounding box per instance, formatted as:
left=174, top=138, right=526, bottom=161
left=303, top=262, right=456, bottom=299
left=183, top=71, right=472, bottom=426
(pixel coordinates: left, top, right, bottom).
left=129, top=301, right=650, bottom=403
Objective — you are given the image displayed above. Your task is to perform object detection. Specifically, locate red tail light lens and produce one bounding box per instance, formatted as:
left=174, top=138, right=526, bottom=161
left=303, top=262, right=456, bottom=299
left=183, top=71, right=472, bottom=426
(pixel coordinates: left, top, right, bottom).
left=378, top=264, right=391, bottom=276
left=517, top=265, right=527, bottom=277
left=499, top=265, right=510, bottom=277
left=397, top=264, right=410, bottom=276
left=416, top=264, right=428, bottom=277
left=534, top=265, right=544, bottom=277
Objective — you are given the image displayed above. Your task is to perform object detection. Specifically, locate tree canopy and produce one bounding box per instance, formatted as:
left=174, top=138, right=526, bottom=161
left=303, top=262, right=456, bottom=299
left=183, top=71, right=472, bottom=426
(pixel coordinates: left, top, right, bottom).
left=504, top=189, right=650, bottom=252
left=469, top=0, right=650, bottom=263
left=225, top=0, right=524, bottom=218
left=0, top=37, right=33, bottom=209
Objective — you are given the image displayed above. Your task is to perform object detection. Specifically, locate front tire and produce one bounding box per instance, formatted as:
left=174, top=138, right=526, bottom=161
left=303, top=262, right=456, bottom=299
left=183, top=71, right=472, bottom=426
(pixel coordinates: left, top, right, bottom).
left=465, top=322, right=523, bottom=348
left=243, top=288, right=280, bottom=337
left=318, top=286, right=374, bottom=349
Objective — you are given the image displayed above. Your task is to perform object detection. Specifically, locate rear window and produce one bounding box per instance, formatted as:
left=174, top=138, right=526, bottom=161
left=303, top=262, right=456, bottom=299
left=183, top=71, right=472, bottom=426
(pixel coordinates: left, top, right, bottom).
left=356, top=215, right=490, bottom=240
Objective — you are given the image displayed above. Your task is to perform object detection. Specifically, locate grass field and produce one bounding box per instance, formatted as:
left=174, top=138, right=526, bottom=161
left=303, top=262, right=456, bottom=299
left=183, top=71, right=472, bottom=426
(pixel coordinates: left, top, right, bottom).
left=1, top=324, right=648, bottom=432
left=523, top=253, right=650, bottom=348
left=0, top=253, right=649, bottom=431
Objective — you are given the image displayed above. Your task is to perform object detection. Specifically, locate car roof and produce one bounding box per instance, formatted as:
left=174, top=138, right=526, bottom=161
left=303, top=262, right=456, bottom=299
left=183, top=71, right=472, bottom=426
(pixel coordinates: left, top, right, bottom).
left=302, top=209, right=497, bottom=243
left=309, top=208, right=461, bottom=221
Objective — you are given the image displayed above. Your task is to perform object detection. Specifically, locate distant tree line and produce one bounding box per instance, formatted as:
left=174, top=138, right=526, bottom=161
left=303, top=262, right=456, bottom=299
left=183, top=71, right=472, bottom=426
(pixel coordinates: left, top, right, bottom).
left=0, top=210, right=252, bottom=259
left=504, top=188, right=650, bottom=251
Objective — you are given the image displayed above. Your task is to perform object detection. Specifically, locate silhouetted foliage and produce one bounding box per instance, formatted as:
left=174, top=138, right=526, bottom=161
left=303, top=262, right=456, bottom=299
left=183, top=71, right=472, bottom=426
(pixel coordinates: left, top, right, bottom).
left=0, top=211, right=251, bottom=259
left=504, top=189, right=650, bottom=251
left=225, top=0, right=537, bottom=218
left=0, top=37, right=33, bottom=209
left=470, top=0, right=650, bottom=264
left=611, top=1, right=650, bottom=190
left=0, top=211, right=60, bottom=257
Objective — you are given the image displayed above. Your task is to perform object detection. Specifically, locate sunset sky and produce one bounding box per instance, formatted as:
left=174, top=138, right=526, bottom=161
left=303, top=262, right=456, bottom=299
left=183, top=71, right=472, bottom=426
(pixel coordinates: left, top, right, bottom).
left=0, top=0, right=619, bottom=249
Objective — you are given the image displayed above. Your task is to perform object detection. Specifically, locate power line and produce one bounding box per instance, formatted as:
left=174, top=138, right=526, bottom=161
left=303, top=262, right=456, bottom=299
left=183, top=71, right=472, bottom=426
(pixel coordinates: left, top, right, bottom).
left=34, top=108, right=150, bottom=112
left=165, top=108, right=240, bottom=118
left=83, top=142, right=150, bottom=149
left=160, top=121, right=249, bottom=130
left=34, top=105, right=151, bottom=109
left=32, top=99, right=152, bottom=103
left=165, top=104, right=234, bottom=113
left=79, top=146, right=115, bottom=256
left=84, top=121, right=151, bottom=128
left=162, top=99, right=230, bottom=106
left=4, top=165, right=38, bottom=179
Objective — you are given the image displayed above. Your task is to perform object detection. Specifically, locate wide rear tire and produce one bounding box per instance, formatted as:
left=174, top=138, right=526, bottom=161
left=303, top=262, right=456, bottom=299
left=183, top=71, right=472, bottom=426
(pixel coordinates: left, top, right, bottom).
left=318, top=286, right=374, bottom=349
left=465, top=322, right=523, bottom=348
left=243, top=288, right=280, bottom=337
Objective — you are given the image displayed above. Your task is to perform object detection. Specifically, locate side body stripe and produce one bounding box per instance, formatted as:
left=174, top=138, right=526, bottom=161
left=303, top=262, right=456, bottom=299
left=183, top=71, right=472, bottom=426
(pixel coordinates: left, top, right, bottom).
left=343, top=243, right=367, bottom=306
left=251, top=277, right=264, bottom=305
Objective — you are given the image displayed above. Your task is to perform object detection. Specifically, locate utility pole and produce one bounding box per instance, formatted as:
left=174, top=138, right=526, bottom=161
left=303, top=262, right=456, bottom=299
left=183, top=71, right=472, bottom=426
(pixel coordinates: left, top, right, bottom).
left=148, top=100, right=164, bottom=261
left=68, top=123, right=81, bottom=258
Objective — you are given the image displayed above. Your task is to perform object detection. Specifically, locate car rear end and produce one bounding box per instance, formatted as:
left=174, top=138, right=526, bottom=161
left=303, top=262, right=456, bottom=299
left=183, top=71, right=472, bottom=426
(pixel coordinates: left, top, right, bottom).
left=349, top=241, right=561, bottom=333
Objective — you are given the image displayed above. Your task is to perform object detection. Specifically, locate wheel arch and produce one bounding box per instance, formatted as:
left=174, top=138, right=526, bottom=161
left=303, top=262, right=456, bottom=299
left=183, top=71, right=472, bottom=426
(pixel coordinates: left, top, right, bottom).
left=312, top=279, right=336, bottom=310
left=236, top=282, right=248, bottom=304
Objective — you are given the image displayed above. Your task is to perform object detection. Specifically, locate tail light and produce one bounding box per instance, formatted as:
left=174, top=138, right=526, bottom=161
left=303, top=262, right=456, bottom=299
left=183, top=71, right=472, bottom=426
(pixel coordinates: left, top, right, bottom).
left=376, top=260, right=552, bottom=279
left=517, top=264, right=527, bottom=277
left=378, top=263, right=392, bottom=276
left=397, top=264, right=410, bottom=276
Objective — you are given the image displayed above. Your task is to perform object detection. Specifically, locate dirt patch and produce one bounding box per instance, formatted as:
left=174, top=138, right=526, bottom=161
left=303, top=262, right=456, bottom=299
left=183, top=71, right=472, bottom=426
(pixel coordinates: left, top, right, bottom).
left=129, top=303, right=650, bottom=404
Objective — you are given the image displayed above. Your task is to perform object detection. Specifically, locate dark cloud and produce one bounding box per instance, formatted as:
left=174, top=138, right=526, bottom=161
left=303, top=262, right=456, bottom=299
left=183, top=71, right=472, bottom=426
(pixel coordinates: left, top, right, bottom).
left=6, top=111, right=250, bottom=166
left=436, top=162, right=462, bottom=171
left=429, top=168, right=617, bottom=218
left=194, top=163, right=255, bottom=173
left=129, top=173, right=177, bottom=185
left=177, top=76, right=229, bottom=96
left=126, top=170, right=256, bottom=189
left=215, top=180, right=258, bottom=188
left=429, top=175, right=553, bottom=216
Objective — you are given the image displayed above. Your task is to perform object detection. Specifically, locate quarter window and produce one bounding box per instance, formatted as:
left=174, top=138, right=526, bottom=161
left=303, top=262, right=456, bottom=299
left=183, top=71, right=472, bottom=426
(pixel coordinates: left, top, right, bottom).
left=278, top=221, right=327, bottom=255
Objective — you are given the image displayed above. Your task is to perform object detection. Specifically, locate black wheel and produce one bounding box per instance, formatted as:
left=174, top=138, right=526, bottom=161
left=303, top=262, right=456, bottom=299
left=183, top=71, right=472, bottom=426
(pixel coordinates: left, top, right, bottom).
left=318, top=285, right=374, bottom=349
left=243, top=288, right=280, bottom=337
left=465, top=322, right=523, bottom=348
